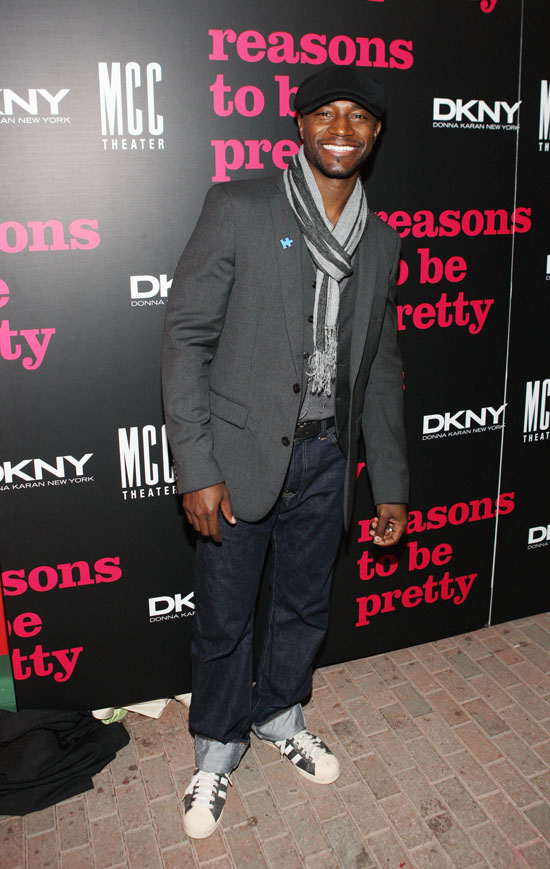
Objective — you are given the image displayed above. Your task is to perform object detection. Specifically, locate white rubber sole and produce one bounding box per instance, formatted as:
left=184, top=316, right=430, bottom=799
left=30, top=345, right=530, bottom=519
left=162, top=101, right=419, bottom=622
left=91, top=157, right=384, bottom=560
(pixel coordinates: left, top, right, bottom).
left=260, top=737, right=340, bottom=784
left=183, top=808, right=224, bottom=839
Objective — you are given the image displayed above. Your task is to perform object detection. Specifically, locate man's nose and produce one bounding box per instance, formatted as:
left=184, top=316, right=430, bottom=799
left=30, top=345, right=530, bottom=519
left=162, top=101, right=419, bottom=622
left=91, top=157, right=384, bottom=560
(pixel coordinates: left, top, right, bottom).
left=328, top=114, right=352, bottom=136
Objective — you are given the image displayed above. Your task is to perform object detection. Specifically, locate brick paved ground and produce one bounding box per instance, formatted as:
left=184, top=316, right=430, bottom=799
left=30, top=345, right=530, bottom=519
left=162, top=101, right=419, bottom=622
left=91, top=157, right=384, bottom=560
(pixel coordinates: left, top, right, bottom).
left=1, top=613, right=549, bottom=868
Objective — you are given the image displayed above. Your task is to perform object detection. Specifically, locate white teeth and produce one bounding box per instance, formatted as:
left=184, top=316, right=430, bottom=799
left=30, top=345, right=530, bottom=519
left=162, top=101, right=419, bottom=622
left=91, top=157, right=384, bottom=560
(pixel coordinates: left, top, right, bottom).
left=323, top=144, right=355, bottom=152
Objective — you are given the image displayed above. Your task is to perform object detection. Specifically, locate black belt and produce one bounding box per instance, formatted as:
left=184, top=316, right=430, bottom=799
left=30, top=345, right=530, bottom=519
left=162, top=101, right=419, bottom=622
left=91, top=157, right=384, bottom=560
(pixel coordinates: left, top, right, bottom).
left=294, top=417, right=335, bottom=441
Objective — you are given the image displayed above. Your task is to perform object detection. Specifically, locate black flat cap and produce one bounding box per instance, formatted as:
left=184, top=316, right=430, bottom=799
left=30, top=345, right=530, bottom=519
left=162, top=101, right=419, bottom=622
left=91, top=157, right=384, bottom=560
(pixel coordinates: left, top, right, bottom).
left=294, top=67, right=386, bottom=118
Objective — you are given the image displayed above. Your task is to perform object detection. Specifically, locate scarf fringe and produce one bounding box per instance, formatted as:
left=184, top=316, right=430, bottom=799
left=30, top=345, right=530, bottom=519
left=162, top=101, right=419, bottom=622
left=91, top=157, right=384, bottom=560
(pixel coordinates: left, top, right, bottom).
left=307, top=325, right=338, bottom=396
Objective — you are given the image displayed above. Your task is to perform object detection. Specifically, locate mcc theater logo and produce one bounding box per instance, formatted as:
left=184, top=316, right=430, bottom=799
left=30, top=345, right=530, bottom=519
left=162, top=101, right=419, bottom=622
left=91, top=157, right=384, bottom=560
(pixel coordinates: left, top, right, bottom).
left=523, top=378, right=549, bottom=443
left=118, top=424, right=176, bottom=499
left=98, top=61, right=164, bottom=151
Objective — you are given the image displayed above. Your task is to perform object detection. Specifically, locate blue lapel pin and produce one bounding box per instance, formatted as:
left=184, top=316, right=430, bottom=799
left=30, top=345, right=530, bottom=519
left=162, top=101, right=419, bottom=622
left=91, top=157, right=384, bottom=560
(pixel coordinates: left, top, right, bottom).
left=280, top=237, right=293, bottom=249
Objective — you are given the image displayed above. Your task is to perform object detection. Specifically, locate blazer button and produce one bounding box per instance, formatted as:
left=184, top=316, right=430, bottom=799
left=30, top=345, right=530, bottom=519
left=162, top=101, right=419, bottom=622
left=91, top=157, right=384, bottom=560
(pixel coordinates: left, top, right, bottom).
left=293, top=383, right=301, bottom=393
left=282, top=436, right=290, bottom=446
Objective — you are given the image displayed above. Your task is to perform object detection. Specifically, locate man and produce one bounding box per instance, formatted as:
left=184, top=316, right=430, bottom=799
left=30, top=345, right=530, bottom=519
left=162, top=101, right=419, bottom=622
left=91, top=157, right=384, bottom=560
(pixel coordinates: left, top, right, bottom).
left=162, top=66, right=409, bottom=839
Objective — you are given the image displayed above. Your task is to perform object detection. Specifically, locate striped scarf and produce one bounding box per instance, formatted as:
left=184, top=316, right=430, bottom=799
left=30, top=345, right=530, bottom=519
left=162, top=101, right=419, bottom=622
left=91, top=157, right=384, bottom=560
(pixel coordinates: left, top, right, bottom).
left=283, top=146, right=368, bottom=395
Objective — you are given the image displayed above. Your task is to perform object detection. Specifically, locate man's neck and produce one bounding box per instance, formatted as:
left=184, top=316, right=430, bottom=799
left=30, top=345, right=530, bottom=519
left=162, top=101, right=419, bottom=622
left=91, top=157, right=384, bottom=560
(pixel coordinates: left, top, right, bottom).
left=308, top=164, right=359, bottom=226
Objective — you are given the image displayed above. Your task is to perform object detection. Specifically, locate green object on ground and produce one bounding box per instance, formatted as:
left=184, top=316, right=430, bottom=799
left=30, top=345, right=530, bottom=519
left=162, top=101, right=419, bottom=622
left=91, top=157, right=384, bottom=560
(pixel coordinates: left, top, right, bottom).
left=101, top=708, right=128, bottom=724
left=0, top=655, right=17, bottom=712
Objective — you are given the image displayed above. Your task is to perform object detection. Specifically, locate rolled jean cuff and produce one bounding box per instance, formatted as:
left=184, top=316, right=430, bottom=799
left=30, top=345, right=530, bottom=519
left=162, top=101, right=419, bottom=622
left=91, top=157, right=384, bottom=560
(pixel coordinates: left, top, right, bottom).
left=194, top=735, right=248, bottom=773
left=251, top=704, right=305, bottom=742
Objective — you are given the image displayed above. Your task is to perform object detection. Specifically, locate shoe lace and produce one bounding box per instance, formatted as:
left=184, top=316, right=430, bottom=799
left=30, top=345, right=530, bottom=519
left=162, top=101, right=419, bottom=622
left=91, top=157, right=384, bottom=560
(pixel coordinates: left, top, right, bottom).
left=287, top=729, right=324, bottom=761
left=186, top=770, right=231, bottom=808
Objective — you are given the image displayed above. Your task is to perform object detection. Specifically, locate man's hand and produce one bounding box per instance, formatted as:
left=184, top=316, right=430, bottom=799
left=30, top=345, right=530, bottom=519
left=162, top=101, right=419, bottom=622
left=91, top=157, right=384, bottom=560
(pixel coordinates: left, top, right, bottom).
left=182, top=483, right=236, bottom=543
left=369, top=503, right=408, bottom=546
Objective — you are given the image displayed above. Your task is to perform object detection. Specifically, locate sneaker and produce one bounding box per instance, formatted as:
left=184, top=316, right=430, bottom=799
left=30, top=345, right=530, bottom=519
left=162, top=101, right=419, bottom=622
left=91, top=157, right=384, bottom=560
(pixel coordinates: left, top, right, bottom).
left=263, top=729, right=340, bottom=784
left=183, top=769, right=231, bottom=838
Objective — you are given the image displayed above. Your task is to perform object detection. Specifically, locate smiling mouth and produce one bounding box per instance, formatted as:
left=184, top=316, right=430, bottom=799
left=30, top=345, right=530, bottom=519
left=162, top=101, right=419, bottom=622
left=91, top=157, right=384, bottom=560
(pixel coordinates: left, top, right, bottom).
left=322, top=144, right=357, bottom=154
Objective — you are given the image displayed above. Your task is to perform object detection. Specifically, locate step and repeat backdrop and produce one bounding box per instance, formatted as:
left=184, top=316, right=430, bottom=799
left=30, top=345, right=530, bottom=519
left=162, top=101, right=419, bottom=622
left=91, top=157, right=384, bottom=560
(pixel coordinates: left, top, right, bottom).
left=0, top=0, right=548, bottom=710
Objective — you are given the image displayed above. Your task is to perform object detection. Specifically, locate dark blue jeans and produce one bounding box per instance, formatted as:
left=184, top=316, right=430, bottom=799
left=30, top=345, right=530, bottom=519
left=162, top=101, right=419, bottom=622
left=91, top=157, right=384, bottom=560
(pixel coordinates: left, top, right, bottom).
left=189, top=424, right=346, bottom=772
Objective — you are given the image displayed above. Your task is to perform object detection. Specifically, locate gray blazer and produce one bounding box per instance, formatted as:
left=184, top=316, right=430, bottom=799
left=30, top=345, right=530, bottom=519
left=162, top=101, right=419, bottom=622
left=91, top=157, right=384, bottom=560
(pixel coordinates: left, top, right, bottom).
left=162, top=175, right=409, bottom=529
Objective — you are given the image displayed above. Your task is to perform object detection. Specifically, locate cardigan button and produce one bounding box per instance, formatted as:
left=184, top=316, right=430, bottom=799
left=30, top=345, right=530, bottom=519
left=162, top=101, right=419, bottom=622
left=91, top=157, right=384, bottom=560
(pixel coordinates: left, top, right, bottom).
left=282, top=436, right=290, bottom=446
left=293, top=383, right=301, bottom=393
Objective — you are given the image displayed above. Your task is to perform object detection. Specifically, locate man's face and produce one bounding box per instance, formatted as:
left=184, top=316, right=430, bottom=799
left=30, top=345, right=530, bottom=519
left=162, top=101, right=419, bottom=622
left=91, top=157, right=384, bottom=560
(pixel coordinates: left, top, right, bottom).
left=297, top=100, right=382, bottom=180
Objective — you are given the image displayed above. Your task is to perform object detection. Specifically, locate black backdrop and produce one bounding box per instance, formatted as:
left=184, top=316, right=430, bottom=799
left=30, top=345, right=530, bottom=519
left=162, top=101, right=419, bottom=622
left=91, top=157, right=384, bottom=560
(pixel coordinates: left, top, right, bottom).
left=0, top=0, right=548, bottom=711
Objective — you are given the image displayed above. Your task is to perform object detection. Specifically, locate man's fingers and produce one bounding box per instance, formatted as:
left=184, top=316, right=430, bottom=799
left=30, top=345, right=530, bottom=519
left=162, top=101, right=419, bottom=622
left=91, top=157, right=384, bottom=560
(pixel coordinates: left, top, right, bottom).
left=183, top=504, right=200, bottom=534
left=220, top=491, right=236, bottom=526
left=205, top=513, right=222, bottom=543
left=372, top=504, right=408, bottom=546
left=374, top=516, right=389, bottom=542
left=373, top=526, right=398, bottom=546
left=182, top=484, right=234, bottom=542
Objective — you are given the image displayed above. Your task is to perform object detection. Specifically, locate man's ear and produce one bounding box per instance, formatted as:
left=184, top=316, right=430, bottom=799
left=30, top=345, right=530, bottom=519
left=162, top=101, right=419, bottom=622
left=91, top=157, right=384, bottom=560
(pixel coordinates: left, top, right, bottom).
left=297, top=113, right=304, bottom=141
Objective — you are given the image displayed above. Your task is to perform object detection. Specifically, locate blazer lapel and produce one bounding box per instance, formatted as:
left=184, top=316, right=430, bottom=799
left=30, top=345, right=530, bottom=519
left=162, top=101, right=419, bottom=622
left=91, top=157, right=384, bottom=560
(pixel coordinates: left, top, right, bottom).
left=349, top=218, right=378, bottom=389
left=270, top=179, right=303, bottom=380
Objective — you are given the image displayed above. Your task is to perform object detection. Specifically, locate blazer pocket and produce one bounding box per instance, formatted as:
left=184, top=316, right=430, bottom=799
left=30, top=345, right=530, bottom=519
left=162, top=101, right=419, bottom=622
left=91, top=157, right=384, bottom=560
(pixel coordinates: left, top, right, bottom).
left=209, top=390, right=249, bottom=429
